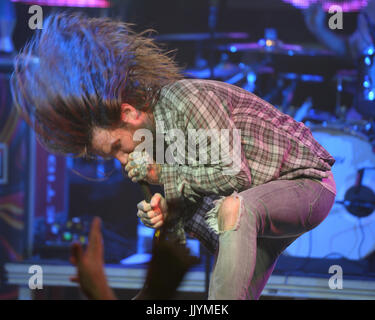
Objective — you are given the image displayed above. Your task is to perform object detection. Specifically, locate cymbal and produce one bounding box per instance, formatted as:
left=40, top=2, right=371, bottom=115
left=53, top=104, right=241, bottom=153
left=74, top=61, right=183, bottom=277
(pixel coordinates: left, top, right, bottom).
left=217, top=40, right=335, bottom=57
left=155, top=32, right=250, bottom=42
left=279, top=72, right=324, bottom=82
left=184, top=62, right=242, bottom=79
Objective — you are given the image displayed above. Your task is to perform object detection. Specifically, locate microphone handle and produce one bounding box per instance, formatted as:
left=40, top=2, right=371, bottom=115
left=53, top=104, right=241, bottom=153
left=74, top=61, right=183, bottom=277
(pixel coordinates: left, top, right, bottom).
left=138, top=181, right=163, bottom=241
left=139, top=181, right=153, bottom=202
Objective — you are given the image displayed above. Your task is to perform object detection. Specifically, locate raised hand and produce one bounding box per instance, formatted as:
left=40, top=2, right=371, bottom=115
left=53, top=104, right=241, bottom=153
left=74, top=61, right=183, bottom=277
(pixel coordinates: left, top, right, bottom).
left=70, top=217, right=116, bottom=300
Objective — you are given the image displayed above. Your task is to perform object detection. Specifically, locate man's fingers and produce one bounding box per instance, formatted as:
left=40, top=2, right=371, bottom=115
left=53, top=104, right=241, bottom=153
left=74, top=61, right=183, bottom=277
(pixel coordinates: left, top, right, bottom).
left=137, top=209, right=162, bottom=221
left=150, top=193, right=161, bottom=207
left=128, top=152, right=136, bottom=161
left=139, top=213, right=164, bottom=228
left=125, top=160, right=137, bottom=173
left=128, top=168, right=139, bottom=181
left=153, top=220, right=164, bottom=229
left=70, top=276, right=79, bottom=283
left=149, top=213, right=163, bottom=225
left=136, top=209, right=144, bottom=218
left=137, top=195, right=165, bottom=228
left=151, top=194, right=163, bottom=216
left=150, top=193, right=163, bottom=211
left=137, top=195, right=162, bottom=211
left=129, top=151, right=148, bottom=165
left=137, top=200, right=151, bottom=212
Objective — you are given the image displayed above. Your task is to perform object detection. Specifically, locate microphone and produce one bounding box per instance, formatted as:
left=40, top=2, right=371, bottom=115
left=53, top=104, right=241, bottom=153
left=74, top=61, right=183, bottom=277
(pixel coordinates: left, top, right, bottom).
left=138, top=180, right=153, bottom=202
left=121, top=165, right=162, bottom=239
left=138, top=180, right=164, bottom=242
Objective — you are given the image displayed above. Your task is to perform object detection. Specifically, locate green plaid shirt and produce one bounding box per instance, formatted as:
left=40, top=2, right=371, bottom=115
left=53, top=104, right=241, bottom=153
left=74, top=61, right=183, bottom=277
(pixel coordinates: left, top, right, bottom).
left=153, top=79, right=334, bottom=248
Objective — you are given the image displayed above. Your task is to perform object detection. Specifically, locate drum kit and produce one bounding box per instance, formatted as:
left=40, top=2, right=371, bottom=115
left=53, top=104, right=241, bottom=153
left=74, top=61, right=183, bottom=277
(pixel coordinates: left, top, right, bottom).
left=156, top=29, right=375, bottom=261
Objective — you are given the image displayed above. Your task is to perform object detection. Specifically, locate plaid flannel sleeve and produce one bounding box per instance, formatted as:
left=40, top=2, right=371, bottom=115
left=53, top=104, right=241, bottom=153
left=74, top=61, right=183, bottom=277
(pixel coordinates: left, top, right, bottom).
left=160, top=87, right=252, bottom=207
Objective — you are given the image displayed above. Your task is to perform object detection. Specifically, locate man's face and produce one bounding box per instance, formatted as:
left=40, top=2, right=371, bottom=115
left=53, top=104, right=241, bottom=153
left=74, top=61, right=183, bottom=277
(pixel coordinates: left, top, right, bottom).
left=90, top=105, right=154, bottom=167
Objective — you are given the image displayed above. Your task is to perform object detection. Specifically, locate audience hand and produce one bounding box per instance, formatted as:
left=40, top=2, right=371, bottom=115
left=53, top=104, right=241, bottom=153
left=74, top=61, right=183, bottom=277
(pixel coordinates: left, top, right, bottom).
left=70, top=217, right=116, bottom=300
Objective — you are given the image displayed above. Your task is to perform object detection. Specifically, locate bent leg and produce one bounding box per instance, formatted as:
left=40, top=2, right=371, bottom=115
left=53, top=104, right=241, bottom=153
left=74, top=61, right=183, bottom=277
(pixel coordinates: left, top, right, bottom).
left=208, top=178, right=335, bottom=300
left=208, top=194, right=257, bottom=299
left=247, top=236, right=297, bottom=299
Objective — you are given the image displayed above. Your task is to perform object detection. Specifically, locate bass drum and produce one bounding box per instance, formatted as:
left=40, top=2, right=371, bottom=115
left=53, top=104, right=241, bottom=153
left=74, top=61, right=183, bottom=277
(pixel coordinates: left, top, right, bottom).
left=285, top=124, right=375, bottom=260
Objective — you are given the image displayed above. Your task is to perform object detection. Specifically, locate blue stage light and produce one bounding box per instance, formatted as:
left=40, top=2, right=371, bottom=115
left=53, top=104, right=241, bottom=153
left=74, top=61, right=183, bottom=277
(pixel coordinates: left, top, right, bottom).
left=363, top=80, right=371, bottom=88
left=247, top=73, right=256, bottom=83
left=368, top=90, right=375, bottom=101
left=365, top=56, right=372, bottom=66
left=230, top=46, right=237, bottom=53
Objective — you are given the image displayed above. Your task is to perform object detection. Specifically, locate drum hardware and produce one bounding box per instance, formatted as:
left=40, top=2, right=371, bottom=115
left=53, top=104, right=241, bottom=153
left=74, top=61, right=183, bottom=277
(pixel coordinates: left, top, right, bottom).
left=279, top=77, right=298, bottom=114
left=277, top=73, right=324, bottom=115
left=336, top=167, right=375, bottom=218
left=260, top=75, right=287, bottom=104
left=356, top=48, right=375, bottom=118
left=155, top=1, right=249, bottom=84
left=361, top=55, right=374, bottom=101
left=182, top=28, right=334, bottom=114
left=285, top=125, right=375, bottom=260
left=280, top=73, right=324, bottom=83
left=184, top=62, right=242, bottom=80
left=222, top=57, right=273, bottom=91
left=207, top=0, right=219, bottom=79
left=293, top=97, right=313, bottom=122
left=155, top=32, right=250, bottom=80
left=224, top=64, right=257, bottom=91
left=216, top=31, right=335, bottom=111
left=185, top=51, right=248, bottom=80
left=259, top=72, right=322, bottom=113
left=331, top=69, right=357, bottom=121
left=155, top=32, right=250, bottom=42
left=362, top=11, right=375, bottom=105
left=217, top=40, right=335, bottom=57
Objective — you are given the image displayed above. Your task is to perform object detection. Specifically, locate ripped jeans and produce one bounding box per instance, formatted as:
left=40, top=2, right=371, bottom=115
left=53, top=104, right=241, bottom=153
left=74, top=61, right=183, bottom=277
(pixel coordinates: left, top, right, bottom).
left=207, top=177, right=336, bottom=300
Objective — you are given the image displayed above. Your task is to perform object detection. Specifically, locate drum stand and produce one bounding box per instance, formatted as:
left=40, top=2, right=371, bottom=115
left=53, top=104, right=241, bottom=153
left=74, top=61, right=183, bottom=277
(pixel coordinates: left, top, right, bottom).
left=336, top=167, right=375, bottom=218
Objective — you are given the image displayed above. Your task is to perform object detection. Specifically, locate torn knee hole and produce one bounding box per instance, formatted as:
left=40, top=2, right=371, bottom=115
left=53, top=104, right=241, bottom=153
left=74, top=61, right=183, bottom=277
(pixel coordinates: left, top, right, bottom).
left=218, top=196, right=240, bottom=232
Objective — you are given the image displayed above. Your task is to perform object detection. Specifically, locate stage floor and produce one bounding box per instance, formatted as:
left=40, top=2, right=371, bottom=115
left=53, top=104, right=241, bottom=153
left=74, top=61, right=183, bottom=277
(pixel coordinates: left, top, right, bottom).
left=5, top=255, right=375, bottom=300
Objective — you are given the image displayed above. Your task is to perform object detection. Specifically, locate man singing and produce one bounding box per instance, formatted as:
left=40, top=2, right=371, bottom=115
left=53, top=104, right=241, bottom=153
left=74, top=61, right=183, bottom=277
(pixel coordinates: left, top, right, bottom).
left=11, top=13, right=336, bottom=300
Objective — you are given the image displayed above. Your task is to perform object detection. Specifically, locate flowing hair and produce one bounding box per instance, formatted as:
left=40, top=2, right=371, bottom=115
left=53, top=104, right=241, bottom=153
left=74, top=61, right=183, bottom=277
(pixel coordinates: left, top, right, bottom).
left=11, top=12, right=182, bottom=157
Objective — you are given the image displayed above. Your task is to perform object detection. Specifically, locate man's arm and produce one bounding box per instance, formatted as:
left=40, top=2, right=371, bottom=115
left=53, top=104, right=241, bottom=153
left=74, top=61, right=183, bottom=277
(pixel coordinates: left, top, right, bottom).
left=160, top=85, right=252, bottom=207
